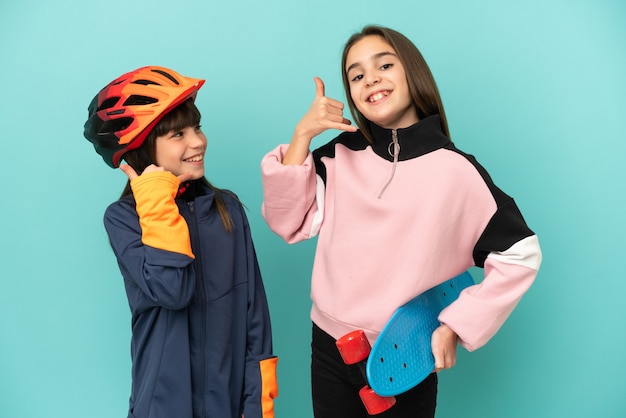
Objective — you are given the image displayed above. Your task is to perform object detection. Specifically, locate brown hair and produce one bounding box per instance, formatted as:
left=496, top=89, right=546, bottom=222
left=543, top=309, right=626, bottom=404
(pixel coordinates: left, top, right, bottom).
left=120, top=99, right=235, bottom=232
left=341, top=25, right=450, bottom=141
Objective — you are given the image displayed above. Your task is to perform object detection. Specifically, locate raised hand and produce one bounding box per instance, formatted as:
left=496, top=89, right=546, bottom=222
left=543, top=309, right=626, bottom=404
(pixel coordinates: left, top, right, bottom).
left=297, top=77, right=356, bottom=139
left=119, top=163, right=193, bottom=184
left=283, top=77, right=357, bottom=165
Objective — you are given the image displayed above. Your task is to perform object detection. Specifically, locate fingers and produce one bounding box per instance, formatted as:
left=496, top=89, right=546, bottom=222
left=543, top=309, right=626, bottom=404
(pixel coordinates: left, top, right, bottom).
left=433, top=351, right=451, bottom=372
left=431, top=324, right=458, bottom=372
left=322, top=99, right=349, bottom=119
left=294, top=77, right=358, bottom=142
left=119, top=163, right=168, bottom=181
left=323, top=109, right=357, bottom=133
left=432, top=344, right=447, bottom=372
left=432, top=346, right=444, bottom=372
left=313, top=77, right=344, bottom=116
left=311, top=77, right=357, bottom=133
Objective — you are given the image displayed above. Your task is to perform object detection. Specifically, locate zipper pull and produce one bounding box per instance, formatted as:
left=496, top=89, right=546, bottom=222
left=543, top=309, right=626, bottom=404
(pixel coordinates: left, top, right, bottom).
left=378, top=129, right=400, bottom=199
left=387, top=129, right=400, bottom=158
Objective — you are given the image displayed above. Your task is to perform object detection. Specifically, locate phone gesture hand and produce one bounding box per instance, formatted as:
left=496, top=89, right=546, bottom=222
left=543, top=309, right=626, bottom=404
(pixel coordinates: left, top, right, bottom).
left=120, top=163, right=162, bottom=181
left=295, top=77, right=357, bottom=140
left=120, top=164, right=192, bottom=183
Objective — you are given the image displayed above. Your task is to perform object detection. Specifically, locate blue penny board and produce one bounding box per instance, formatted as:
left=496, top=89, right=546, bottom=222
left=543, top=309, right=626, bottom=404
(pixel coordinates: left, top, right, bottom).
left=366, top=271, right=474, bottom=396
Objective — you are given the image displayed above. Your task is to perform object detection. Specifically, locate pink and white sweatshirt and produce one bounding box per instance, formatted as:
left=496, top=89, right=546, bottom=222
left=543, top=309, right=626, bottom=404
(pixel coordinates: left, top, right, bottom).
left=261, top=115, right=541, bottom=351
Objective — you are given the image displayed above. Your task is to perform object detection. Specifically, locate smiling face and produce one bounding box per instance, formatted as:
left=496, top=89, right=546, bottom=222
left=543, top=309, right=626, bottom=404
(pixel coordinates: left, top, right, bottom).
left=155, top=125, right=207, bottom=179
left=345, top=35, right=418, bottom=129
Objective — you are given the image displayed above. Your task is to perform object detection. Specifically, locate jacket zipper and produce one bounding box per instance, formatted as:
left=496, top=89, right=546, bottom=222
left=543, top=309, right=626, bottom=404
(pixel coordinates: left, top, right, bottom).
left=377, top=129, right=399, bottom=199
left=187, top=201, right=208, bottom=418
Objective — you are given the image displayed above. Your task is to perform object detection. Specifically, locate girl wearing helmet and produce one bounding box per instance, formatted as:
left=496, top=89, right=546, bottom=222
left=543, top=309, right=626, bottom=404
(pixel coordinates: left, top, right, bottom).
left=84, top=66, right=278, bottom=418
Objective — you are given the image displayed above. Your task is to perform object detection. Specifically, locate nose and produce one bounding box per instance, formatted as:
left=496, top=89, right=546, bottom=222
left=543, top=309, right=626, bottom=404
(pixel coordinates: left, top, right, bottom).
left=188, top=130, right=206, bottom=148
left=365, top=73, right=380, bottom=87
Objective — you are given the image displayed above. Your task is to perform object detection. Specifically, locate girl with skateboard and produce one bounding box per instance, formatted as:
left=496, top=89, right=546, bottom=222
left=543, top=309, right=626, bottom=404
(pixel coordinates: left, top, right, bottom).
left=261, top=26, right=541, bottom=417
left=84, top=66, right=278, bottom=418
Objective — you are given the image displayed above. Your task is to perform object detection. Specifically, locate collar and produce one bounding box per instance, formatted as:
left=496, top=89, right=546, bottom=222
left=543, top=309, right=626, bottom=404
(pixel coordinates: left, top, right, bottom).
left=369, top=114, right=451, bottom=162
left=177, top=179, right=207, bottom=201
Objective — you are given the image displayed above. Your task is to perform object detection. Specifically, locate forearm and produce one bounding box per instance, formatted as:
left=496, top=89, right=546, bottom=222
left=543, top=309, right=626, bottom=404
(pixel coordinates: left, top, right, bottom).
left=281, top=130, right=312, bottom=165
left=131, top=171, right=194, bottom=258
left=439, top=235, right=541, bottom=351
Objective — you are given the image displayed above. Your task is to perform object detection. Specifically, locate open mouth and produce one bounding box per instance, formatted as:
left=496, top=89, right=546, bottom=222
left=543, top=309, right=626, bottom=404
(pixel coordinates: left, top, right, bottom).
left=367, top=90, right=390, bottom=103
left=183, top=154, right=204, bottom=163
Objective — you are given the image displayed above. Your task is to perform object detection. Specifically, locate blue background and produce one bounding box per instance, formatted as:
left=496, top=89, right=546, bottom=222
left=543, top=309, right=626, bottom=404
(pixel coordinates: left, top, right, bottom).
left=1, top=0, right=624, bottom=417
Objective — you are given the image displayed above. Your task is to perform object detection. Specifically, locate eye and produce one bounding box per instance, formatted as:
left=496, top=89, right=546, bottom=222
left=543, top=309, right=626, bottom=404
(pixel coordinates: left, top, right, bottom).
left=350, top=74, right=363, bottom=82
left=170, top=130, right=184, bottom=139
left=195, top=125, right=202, bottom=133
left=380, top=63, right=393, bottom=71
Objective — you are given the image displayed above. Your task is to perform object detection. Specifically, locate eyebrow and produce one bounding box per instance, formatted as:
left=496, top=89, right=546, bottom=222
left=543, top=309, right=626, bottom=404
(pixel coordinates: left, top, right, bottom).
left=346, top=51, right=398, bottom=73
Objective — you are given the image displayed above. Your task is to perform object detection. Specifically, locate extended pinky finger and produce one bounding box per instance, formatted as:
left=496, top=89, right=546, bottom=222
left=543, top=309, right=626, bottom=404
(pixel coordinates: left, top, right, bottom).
left=334, top=120, right=358, bottom=132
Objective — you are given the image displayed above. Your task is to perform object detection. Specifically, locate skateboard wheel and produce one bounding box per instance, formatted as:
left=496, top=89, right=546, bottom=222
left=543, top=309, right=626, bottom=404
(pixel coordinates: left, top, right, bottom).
left=359, top=385, right=396, bottom=415
left=336, top=330, right=371, bottom=365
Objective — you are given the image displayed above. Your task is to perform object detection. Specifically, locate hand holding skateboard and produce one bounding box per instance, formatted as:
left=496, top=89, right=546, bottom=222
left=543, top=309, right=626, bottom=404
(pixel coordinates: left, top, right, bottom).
left=336, top=272, right=474, bottom=413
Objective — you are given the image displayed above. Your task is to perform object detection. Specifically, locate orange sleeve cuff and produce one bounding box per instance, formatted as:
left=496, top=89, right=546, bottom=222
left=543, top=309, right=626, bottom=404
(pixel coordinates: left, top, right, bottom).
left=130, top=172, right=194, bottom=259
left=260, top=356, right=278, bottom=418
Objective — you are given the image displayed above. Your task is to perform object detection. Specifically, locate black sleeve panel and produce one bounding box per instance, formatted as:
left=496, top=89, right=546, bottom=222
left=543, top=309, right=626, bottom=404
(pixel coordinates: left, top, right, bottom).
left=473, top=198, right=535, bottom=267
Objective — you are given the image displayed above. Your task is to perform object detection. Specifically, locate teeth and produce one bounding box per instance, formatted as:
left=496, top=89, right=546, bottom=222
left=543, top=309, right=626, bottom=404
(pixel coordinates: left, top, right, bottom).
left=184, top=156, right=203, bottom=162
left=368, top=91, right=388, bottom=103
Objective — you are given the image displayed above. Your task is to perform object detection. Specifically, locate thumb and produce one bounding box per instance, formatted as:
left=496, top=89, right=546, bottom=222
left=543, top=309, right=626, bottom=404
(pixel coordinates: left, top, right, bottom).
left=119, top=163, right=138, bottom=181
left=178, top=172, right=193, bottom=184
left=313, top=76, right=325, bottom=98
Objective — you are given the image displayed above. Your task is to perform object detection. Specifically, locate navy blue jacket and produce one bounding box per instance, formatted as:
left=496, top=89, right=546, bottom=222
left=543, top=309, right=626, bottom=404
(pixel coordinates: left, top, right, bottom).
left=104, top=178, right=276, bottom=418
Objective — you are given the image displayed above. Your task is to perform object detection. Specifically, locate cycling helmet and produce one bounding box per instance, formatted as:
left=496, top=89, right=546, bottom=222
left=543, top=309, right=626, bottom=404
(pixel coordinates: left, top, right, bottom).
left=84, top=66, right=205, bottom=168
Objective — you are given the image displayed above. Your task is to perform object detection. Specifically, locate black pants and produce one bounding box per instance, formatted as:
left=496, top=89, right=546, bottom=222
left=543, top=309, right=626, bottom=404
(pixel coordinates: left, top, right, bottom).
left=311, top=323, right=438, bottom=418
